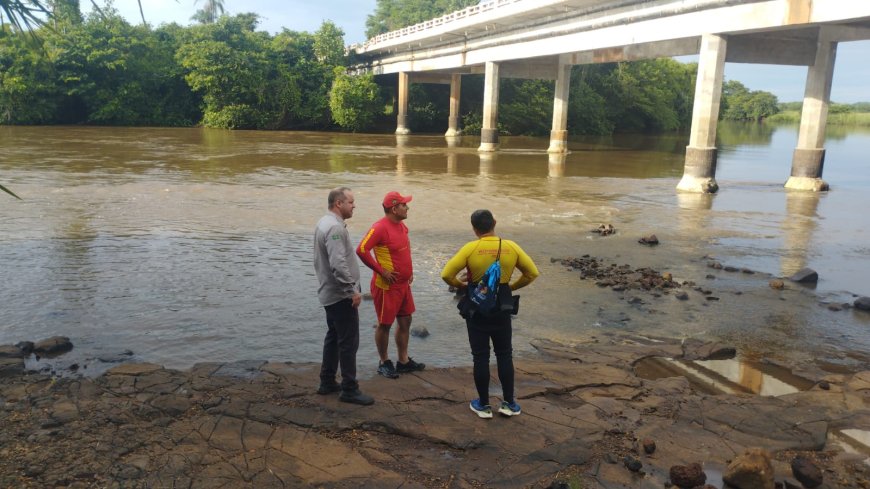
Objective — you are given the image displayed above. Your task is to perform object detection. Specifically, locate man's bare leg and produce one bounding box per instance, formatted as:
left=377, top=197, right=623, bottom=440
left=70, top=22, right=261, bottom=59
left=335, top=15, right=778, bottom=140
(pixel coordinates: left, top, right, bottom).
left=395, top=315, right=412, bottom=364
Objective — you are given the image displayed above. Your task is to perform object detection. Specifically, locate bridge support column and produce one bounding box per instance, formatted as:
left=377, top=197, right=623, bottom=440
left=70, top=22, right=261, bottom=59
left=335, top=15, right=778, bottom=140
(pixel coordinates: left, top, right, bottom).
left=548, top=58, right=572, bottom=154
left=396, top=72, right=411, bottom=135
left=445, top=74, right=462, bottom=137
left=786, top=30, right=836, bottom=192
left=678, top=33, right=726, bottom=194
left=478, top=61, right=500, bottom=152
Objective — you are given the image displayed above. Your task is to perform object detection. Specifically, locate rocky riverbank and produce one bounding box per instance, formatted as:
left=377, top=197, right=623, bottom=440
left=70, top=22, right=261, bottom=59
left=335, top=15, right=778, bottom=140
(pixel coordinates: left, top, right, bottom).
left=3, top=333, right=870, bottom=488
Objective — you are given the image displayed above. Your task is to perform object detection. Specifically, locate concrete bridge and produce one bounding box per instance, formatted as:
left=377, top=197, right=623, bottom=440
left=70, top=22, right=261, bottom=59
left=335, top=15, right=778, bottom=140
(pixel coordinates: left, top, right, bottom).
left=352, top=0, right=870, bottom=192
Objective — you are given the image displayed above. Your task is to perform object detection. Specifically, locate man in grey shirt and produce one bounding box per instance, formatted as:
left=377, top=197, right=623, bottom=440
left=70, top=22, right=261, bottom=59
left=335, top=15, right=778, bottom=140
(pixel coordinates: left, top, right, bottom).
left=313, top=187, right=373, bottom=405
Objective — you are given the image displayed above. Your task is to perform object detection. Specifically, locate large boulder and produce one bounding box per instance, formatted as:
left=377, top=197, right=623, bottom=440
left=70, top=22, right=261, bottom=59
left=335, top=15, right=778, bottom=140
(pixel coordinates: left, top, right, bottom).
left=33, top=336, right=73, bottom=355
left=723, top=448, right=775, bottom=489
left=0, top=345, right=25, bottom=358
left=789, top=268, right=818, bottom=284
left=855, top=297, right=870, bottom=311
left=0, top=357, right=25, bottom=377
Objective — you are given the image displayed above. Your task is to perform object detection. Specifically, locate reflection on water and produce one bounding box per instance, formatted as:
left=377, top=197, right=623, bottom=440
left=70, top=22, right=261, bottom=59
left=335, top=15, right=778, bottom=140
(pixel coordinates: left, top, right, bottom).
left=832, top=429, right=870, bottom=461
left=781, top=191, right=821, bottom=277
left=635, top=357, right=815, bottom=396
left=1, top=124, right=869, bottom=371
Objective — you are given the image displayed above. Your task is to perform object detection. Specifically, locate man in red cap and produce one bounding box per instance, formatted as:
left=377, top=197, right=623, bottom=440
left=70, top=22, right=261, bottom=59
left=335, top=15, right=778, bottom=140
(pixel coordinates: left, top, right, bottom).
left=356, top=191, right=425, bottom=378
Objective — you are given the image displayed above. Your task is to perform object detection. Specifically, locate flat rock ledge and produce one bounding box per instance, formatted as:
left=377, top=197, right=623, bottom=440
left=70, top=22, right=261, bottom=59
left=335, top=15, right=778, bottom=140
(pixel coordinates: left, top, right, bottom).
left=2, top=337, right=870, bottom=488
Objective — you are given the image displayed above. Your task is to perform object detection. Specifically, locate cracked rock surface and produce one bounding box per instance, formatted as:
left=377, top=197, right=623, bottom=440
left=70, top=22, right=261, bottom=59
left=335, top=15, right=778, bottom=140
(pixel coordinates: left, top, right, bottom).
left=2, top=336, right=870, bottom=488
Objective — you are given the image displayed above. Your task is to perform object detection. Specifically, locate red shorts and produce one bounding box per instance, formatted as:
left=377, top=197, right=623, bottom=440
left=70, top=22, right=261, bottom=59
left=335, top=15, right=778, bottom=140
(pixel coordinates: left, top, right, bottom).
left=372, top=282, right=415, bottom=326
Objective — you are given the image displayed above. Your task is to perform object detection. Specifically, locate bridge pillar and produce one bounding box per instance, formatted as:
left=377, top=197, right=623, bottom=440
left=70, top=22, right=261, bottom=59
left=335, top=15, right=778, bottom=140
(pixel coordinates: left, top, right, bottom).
left=396, top=72, right=411, bottom=135
left=786, top=30, right=836, bottom=192
left=547, top=58, right=572, bottom=154
left=445, top=74, right=462, bottom=137
left=478, top=61, right=500, bottom=152
left=678, top=33, right=726, bottom=194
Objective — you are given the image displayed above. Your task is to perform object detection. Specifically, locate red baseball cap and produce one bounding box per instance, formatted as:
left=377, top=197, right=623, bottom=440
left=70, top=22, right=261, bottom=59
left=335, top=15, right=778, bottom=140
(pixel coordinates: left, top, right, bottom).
left=382, top=191, right=412, bottom=208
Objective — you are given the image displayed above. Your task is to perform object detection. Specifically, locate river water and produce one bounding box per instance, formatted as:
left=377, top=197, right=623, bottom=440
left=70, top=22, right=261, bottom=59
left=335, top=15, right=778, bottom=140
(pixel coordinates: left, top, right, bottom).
left=1, top=124, right=869, bottom=374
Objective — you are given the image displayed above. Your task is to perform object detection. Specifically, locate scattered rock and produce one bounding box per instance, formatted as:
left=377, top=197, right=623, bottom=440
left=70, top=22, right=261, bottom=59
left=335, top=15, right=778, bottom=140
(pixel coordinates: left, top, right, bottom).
left=789, top=268, right=819, bottom=284
left=623, top=456, right=642, bottom=472
left=33, top=336, right=73, bottom=356
left=707, top=261, right=723, bottom=270
left=559, top=256, right=680, bottom=294
left=662, top=272, right=673, bottom=282
left=855, top=297, right=870, bottom=311
left=669, top=462, right=706, bottom=488
left=411, top=327, right=430, bottom=338
left=675, top=291, right=689, bottom=301
left=724, top=266, right=739, bottom=272
left=818, top=380, right=830, bottom=390
left=592, top=223, right=615, bottom=236
left=791, top=457, right=823, bottom=488
left=603, top=453, right=618, bottom=464
left=769, top=279, right=785, bottom=290
left=705, top=274, right=716, bottom=279
left=638, top=234, right=659, bottom=245
left=96, top=350, right=135, bottom=363
left=15, top=341, right=34, bottom=354
left=724, top=448, right=774, bottom=489
left=642, top=438, right=656, bottom=454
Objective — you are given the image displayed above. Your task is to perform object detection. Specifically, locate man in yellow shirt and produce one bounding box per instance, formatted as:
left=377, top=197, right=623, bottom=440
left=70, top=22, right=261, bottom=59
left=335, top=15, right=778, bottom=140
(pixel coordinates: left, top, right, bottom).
left=441, top=209, right=539, bottom=419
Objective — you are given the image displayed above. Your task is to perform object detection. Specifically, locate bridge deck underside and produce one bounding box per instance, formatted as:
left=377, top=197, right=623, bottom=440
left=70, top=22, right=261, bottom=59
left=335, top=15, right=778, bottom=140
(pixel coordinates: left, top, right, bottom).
left=355, top=0, right=870, bottom=76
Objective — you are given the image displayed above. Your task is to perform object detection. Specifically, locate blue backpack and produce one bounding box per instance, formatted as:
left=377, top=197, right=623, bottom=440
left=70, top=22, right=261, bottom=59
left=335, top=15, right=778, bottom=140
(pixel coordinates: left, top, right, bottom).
left=469, top=239, right=502, bottom=314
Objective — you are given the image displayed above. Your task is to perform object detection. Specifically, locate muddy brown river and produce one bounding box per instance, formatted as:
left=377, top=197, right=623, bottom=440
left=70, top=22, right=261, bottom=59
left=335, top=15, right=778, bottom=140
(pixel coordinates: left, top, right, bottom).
left=1, top=124, right=869, bottom=374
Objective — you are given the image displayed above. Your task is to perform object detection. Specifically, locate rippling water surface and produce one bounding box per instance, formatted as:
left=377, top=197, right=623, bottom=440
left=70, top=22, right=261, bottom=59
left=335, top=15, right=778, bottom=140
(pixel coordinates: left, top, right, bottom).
left=2, top=125, right=869, bottom=372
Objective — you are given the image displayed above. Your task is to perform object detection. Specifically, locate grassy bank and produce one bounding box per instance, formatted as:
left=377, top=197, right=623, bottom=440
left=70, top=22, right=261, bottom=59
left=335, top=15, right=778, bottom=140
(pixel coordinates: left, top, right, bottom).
left=767, top=110, right=870, bottom=125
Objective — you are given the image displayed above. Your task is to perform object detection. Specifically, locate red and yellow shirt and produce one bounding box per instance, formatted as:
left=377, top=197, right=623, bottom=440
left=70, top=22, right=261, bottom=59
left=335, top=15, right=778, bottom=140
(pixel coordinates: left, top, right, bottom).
left=356, top=217, right=413, bottom=290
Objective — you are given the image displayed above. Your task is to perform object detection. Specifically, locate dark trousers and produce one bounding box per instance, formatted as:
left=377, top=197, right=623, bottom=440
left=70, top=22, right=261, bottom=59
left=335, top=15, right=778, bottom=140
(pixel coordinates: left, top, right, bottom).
left=465, top=311, right=514, bottom=406
left=320, top=298, right=360, bottom=392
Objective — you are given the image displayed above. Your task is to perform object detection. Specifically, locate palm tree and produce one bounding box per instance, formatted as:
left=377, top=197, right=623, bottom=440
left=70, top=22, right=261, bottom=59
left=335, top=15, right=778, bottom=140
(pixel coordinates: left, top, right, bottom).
left=0, top=0, right=51, bottom=31
left=192, top=0, right=224, bottom=24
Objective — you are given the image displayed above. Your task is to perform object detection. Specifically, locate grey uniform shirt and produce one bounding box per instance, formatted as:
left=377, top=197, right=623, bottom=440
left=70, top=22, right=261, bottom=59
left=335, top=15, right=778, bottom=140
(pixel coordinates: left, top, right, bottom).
left=314, top=212, right=361, bottom=306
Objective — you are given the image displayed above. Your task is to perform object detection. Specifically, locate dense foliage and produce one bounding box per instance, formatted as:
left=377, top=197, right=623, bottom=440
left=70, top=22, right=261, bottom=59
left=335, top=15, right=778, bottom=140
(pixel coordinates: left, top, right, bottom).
left=1, top=0, right=809, bottom=136
left=0, top=2, right=346, bottom=130
left=720, top=80, right=779, bottom=121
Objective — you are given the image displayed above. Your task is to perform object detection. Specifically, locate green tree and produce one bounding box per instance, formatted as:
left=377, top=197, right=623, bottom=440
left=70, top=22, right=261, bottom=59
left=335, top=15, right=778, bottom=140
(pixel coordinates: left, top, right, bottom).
left=313, top=20, right=344, bottom=66
left=329, top=68, right=381, bottom=132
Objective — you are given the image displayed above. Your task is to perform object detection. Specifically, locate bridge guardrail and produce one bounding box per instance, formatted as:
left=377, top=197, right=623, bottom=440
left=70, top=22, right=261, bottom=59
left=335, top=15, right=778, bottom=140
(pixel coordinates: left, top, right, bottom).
left=350, top=0, right=523, bottom=51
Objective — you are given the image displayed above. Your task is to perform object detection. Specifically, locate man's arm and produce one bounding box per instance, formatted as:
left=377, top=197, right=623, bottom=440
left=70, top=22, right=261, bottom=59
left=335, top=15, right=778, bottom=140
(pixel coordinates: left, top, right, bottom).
left=441, top=242, right=475, bottom=289
left=356, top=224, right=398, bottom=284
left=325, top=224, right=359, bottom=298
left=509, top=241, right=540, bottom=291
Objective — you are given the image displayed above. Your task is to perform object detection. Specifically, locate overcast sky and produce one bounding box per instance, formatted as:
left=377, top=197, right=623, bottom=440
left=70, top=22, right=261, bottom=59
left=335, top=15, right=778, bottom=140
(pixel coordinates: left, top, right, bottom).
left=92, top=0, right=869, bottom=103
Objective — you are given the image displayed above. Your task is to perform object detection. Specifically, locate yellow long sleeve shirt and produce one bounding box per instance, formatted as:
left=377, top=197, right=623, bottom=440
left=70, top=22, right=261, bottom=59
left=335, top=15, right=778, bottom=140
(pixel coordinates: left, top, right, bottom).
left=441, top=236, right=539, bottom=291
